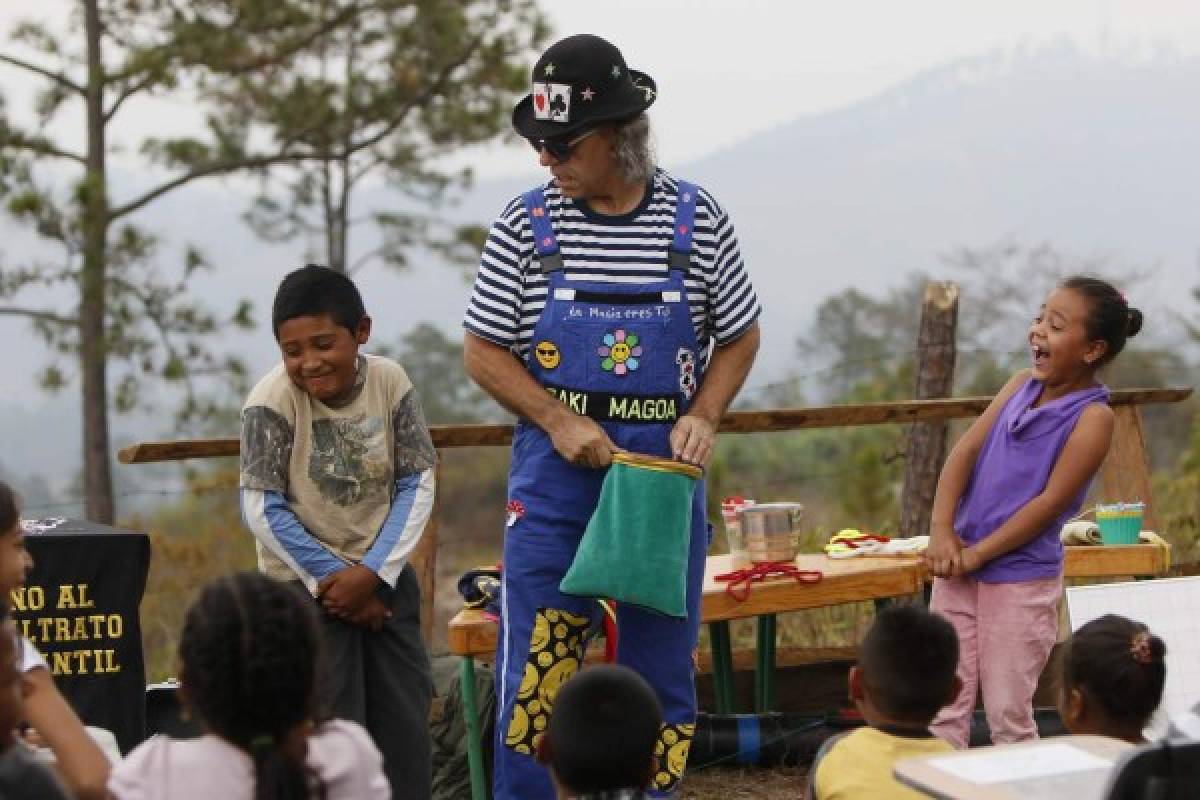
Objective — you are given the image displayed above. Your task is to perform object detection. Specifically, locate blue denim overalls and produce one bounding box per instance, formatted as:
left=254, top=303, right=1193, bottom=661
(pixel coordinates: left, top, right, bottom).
left=493, top=183, right=708, bottom=798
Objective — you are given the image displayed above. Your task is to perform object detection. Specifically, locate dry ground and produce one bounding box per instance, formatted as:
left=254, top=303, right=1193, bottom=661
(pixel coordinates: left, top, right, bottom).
left=681, top=765, right=807, bottom=799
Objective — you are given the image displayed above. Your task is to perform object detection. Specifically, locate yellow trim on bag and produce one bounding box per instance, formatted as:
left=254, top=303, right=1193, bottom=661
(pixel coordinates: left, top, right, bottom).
left=612, top=451, right=702, bottom=480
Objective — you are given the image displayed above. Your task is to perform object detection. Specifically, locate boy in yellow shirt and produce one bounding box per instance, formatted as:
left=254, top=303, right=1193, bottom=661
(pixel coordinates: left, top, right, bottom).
left=808, top=606, right=961, bottom=799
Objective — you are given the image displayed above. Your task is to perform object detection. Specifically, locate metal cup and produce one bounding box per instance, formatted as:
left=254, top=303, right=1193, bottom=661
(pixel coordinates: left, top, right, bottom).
left=738, top=503, right=804, bottom=563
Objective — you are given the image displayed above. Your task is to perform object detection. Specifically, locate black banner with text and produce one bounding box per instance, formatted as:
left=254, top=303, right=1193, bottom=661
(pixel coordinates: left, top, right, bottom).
left=11, top=519, right=151, bottom=754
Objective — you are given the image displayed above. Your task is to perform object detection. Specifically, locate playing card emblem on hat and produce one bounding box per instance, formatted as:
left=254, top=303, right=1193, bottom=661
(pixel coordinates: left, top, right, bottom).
left=533, top=82, right=572, bottom=122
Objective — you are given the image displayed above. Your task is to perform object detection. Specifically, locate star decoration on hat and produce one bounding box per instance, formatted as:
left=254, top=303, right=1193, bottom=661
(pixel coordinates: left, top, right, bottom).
left=543, top=63, right=556, bottom=77
left=581, top=87, right=595, bottom=101
left=611, top=65, right=621, bottom=78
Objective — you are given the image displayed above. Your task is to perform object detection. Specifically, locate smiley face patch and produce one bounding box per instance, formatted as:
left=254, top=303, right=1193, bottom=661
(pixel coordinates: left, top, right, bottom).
left=652, top=721, right=696, bottom=792
left=598, top=329, right=642, bottom=376
left=504, top=608, right=589, bottom=756
left=534, top=341, right=561, bottom=370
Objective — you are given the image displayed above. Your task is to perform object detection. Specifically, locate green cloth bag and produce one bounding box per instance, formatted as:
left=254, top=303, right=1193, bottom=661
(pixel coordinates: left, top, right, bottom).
left=560, top=453, right=700, bottom=618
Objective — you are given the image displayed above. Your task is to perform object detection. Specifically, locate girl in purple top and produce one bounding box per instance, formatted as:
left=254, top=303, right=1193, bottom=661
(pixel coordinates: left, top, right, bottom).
left=924, top=276, right=1143, bottom=749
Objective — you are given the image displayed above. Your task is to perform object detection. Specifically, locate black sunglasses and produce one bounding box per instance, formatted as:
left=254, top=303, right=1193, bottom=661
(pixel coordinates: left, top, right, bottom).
left=528, top=128, right=598, bottom=161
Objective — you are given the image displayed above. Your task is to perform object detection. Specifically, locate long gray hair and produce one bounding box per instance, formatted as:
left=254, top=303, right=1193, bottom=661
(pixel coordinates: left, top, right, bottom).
left=611, top=113, right=655, bottom=184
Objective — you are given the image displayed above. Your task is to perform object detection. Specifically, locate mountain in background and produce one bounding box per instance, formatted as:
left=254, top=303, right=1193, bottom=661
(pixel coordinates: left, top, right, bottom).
left=428, top=40, right=1200, bottom=378
left=2, top=41, right=1198, bottom=507
left=688, top=41, right=1200, bottom=378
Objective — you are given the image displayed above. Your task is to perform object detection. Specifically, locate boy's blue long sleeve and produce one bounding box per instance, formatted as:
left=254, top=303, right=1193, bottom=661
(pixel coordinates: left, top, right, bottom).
left=241, top=488, right=348, bottom=593
left=361, top=468, right=436, bottom=587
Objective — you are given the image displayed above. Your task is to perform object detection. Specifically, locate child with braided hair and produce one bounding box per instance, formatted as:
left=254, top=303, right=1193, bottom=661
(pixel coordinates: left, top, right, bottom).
left=1058, top=615, right=1167, bottom=744
left=108, top=572, right=388, bottom=799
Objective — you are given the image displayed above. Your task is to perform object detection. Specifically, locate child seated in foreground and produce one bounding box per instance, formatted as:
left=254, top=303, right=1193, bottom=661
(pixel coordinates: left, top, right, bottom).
left=108, top=571, right=388, bottom=799
left=0, top=609, right=70, bottom=799
left=0, top=482, right=110, bottom=799
left=1058, top=614, right=1166, bottom=744
left=808, top=605, right=960, bottom=800
left=537, top=664, right=662, bottom=799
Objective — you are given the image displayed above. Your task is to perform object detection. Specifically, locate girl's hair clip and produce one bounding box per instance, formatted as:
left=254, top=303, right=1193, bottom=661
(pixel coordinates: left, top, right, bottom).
left=1130, top=631, right=1153, bottom=664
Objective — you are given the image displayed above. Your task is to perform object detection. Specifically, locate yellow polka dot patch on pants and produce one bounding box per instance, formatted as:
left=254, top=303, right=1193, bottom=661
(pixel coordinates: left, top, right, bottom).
left=504, top=608, right=589, bottom=755
left=652, top=721, right=695, bottom=792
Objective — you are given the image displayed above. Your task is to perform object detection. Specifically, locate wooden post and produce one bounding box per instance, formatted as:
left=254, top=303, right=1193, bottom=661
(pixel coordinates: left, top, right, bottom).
left=900, top=282, right=959, bottom=538
left=1099, top=405, right=1158, bottom=530
left=410, top=459, right=442, bottom=645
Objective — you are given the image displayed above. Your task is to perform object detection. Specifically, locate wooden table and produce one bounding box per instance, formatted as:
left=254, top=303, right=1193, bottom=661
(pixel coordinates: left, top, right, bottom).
left=1061, top=543, right=1169, bottom=579
left=703, top=553, right=924, bottom=714
left=894, top=734, right=1131, bottom=799
left=448, top=554, right=924, bottom=800
left=446, top=543, right=1170, bottom=800
left=448, top=551, right=927, bottom=653
left=702, top=543, right=1171, bottom=717
left=702, top=553, right=924, bottom=620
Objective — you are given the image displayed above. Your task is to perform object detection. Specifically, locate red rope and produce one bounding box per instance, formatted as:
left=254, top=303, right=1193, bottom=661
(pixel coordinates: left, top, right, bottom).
left=599, top=599, right=618, bottom=662
left=841, top=532, right=891, bottom=548
left=714, top=561, right=823, bottom=602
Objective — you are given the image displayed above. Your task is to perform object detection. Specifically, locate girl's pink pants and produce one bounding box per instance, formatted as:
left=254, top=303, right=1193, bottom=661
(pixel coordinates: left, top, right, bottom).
left=929, top=574, right=1062, bottom=749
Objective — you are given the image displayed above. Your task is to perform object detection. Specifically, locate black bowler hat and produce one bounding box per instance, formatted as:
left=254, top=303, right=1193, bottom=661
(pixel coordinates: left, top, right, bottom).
left=512, top=34, right=657, bottom=141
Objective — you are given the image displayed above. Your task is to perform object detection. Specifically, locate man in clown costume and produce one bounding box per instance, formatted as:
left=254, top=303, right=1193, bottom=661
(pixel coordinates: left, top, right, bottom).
left=463, top=33, right=761, bottom=798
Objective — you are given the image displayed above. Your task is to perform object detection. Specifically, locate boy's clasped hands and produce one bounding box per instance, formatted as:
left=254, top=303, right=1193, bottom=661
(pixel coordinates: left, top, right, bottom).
left=925, top=527, right=985, bottom=579
left=317, top=565, right=393, bottom=631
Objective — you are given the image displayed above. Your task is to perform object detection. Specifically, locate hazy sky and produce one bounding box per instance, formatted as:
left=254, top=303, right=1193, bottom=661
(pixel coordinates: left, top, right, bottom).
left=3, top=1, right=1200, bottom=176
left=500, top=0, right=1200, bottom=175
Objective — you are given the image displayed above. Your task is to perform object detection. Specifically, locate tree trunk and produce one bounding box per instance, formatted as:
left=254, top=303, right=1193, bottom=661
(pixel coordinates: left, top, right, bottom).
left=328, top=164, right=347, bottom=272
left=81, top=0, right=114, bottom=523
left=899, top=282, right=959, bottom=538
left=333, top=37, right=354, bottom=275
left=321, top=157, right=340, bottom=271
left=332, top=156, right=349, bottom=274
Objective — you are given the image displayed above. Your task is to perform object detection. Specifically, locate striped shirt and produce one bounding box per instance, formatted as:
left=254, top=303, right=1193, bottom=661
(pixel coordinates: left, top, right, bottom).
left=463, top=168, right=760, bottom=370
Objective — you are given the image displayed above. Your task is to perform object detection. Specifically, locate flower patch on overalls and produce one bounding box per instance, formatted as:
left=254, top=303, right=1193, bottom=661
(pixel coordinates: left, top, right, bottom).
left=652, top=721, right=696, bottom=793
left=504, top=608, right=590, bottom=755
left=598, top=329, right=641, bottom=375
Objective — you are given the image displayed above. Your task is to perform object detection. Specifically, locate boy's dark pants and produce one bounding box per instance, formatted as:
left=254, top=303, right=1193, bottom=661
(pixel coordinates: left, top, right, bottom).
left=309, top=564, right=432, bottom=799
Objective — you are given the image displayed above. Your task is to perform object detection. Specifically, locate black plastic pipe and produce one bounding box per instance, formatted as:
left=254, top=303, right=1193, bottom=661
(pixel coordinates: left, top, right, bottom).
left=688, top=708, right=1068, bottom=769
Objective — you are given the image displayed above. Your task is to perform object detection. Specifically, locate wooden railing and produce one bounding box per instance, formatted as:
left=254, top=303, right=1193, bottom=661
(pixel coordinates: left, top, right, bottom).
left=118, top=387, right=1193, bottom=642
